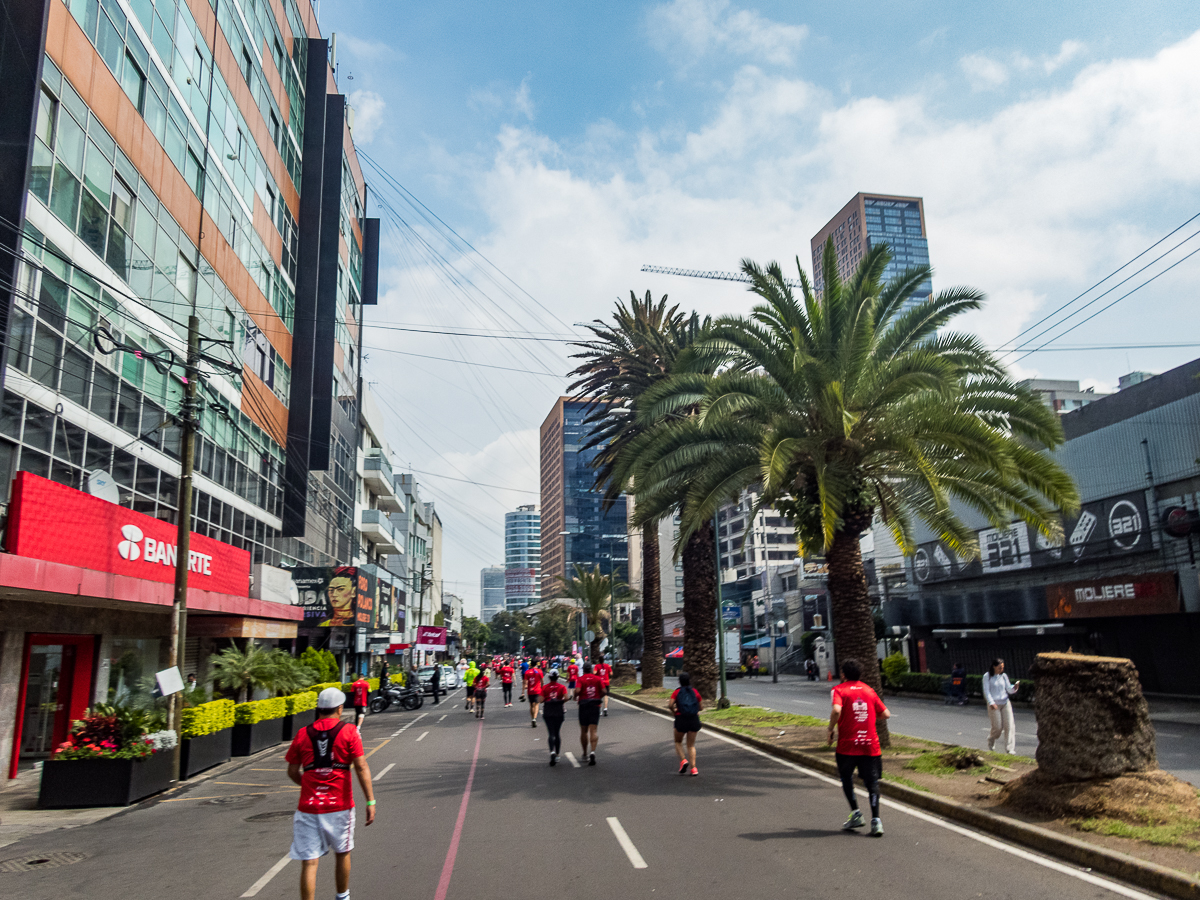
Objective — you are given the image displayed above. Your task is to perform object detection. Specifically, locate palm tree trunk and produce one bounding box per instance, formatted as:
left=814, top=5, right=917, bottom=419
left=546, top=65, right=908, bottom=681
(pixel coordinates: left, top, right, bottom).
left=681, top=520, right=718, bottom=700
left=640, top=520, right=665, bottom=689
left=826, top=527, right=890, bottom=747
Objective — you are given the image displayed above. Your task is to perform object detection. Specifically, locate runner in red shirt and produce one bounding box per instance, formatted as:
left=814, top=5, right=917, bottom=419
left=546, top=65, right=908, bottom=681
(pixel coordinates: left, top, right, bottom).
left=500, top=662, right=516, bottom=707
left=827, top=659, right=890, bottom=837
left=474, top=671, right=490, bottom=719
left=524, top=664, right=544, bottom=727
left=541, top=671, right=569, bottom=765
left=566, top=660, right=580, bottom=691
left=351, top=676, right=370, bottom=728
left=285, top=688, right=375, bottom=900
left=595, top=659, right=613, bottom=716
left=573, top=662, right=605, bottom=765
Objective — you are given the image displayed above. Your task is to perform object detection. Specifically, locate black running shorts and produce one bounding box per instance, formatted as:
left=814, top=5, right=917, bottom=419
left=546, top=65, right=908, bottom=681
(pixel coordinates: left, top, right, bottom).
left=578, top=701, right=602, bottom=727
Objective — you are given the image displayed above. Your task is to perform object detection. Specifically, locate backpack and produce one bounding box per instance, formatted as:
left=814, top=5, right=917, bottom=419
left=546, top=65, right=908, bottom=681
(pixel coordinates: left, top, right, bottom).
left=676, top=687, right=700, bottom=715
left=303, top=722, right=349, bottom=771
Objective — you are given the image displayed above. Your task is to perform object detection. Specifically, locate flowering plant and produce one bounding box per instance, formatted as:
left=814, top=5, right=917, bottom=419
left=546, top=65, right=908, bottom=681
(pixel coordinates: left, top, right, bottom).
left=52, top=704, right=164, bottom=760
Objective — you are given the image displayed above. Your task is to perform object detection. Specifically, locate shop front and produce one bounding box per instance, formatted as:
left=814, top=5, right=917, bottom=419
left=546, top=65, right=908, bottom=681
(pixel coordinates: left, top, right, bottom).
left=0, top=473, right=301, bottom=778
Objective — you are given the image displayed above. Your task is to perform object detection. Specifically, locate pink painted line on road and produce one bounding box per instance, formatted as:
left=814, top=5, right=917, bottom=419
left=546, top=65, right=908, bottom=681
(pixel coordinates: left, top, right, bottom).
left=433, top=718, right=484, bottom=900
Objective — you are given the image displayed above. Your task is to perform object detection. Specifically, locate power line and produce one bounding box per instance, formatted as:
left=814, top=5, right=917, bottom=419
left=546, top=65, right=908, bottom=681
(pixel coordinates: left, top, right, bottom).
left=362, top=344, right=564, bottom=377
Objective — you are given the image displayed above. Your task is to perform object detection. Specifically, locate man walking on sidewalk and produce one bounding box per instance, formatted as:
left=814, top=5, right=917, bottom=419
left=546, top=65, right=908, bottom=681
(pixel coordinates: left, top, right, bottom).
left=286, top=688, right=375, bottom=900
left=828, top=659, right=890, bottom=837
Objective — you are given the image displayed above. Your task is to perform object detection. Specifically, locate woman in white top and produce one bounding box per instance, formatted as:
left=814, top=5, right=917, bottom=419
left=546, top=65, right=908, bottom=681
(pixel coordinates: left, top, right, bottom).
left=983, top=658, right=1020, bottom=755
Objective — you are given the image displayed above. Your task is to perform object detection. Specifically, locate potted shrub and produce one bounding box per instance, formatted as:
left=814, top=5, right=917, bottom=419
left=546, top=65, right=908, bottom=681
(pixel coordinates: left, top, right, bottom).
left=179, top=699, right=235, bottom=778
left=282, top=691, right=319, bottom=741
left=232, top=696, right=288, bottom=756
left=39, top=705, right=173, bottom=808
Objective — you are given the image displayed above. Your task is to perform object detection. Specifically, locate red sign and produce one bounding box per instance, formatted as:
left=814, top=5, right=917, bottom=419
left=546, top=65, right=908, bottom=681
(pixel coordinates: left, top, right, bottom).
left=415, top=625, right=447, bottom=651
left=7, top=472, right=251, bottom=596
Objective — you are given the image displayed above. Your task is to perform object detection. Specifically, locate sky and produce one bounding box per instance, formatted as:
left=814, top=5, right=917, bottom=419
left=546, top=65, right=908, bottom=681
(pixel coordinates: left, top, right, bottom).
left=319, top=0, right=1200, bottom=615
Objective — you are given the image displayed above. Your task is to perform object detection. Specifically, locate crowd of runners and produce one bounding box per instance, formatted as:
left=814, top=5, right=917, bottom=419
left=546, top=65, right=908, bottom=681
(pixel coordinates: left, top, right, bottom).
left=279, top=656, right=889, bottom=899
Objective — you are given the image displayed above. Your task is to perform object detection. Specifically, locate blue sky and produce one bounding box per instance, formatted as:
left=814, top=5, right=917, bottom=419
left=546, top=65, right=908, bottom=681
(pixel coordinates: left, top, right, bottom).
left=320, top=1, right=1200, bottom=610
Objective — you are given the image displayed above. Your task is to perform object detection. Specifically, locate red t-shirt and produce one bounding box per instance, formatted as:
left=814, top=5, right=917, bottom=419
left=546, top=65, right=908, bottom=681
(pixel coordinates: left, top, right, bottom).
left=567, top=664, right=579, bottom=681
left=542, top=682, right=568, bottom=703
left=831, top=681, right=888, bottom=756
left=525, top=668, right=544, bottom=695
left=595, top=663, right=612, bottom=685
left=286, top=718, right=363, bottom=813
left=475, top=674, right=490, bottom=692
left=352, top=680, right=370, bottom=708
left=576, top=673, right=604, bottom=702
left=500, top=665, right=514, bottom=684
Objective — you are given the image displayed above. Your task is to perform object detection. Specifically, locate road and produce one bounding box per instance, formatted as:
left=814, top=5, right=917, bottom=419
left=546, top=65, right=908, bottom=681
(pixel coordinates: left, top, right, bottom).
left=0, top=688, right=1166, bottom=900
left=725, top=674, right=1200, bottom=786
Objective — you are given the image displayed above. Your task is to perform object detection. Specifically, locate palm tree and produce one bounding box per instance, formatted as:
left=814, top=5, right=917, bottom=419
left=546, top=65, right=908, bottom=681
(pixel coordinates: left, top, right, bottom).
left=555, top=564, right=630, bottom=663
left=631, top=241, right=1079, bottom=742
left=569, top=291, right=692, bottom=689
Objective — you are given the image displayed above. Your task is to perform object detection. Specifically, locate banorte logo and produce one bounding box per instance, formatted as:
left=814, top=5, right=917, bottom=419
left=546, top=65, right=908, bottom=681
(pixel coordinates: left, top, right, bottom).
left=117, top=524, right=144, bottom=560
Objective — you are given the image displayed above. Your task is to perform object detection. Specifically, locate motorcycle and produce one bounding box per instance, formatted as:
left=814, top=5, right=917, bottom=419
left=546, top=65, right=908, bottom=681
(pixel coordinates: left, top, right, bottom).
left=369, top=681, right=424, bottom=713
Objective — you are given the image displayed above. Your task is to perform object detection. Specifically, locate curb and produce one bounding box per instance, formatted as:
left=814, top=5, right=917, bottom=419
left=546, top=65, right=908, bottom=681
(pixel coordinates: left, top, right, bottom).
left=613, top=693, right=1200, bottom=900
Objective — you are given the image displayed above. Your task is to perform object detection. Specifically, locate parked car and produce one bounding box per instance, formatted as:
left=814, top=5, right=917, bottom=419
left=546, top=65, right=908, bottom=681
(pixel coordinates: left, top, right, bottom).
left=417, top=665, right=457, bottom=695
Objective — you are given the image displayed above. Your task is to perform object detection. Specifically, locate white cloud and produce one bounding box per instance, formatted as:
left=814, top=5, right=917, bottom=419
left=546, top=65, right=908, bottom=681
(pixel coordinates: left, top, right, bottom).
left=960, top=53, right=1009, bottom=90
left=338, top=34, right=399, bottom=62
left=1042, top=39, right=1087, bottom=73
left=648, top=0, right=808, bottom=68
left=468, top=77, right=537, bottom=122
left=348, top=90, right=386, bottom=143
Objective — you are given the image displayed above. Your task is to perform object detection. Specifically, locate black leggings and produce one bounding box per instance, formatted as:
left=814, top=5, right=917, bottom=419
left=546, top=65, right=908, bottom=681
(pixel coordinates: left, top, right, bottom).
left=502, top=683, right=513, bottom=703
left=544, top=715, right=564, bottom=754
left=836, top=753, right=882, bottom=819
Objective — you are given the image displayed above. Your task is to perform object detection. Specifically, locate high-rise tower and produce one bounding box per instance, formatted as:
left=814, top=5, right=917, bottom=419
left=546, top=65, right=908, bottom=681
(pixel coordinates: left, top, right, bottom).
left=505, top=504, right=541, bottom=611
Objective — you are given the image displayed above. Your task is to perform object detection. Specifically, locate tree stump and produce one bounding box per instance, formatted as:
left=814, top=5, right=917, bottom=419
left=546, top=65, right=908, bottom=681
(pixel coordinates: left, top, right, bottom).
left=1030, top=652, right=1156, bottom=781
left=611, top=663, right=637, bottom=687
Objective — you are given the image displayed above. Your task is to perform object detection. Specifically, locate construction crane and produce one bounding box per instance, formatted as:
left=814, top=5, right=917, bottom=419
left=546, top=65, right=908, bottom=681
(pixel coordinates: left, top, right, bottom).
left=640, top=264, right=803, bottom=290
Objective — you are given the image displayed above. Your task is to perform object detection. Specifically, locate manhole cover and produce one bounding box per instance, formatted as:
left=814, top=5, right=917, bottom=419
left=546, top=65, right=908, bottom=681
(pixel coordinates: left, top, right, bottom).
left=245, top=810, right=295, bottom=821
left=0, top=851, right=89, bottom=873
left=203, top=795, right=261, bottom=807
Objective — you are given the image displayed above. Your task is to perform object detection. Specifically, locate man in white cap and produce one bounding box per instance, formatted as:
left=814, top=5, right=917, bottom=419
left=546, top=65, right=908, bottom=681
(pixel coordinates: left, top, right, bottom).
left=286, top=687, right=375, bottom=900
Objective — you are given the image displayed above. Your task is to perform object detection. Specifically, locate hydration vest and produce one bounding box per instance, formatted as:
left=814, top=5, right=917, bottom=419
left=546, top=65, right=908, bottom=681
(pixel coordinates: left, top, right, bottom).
left=303, top=721, right=350, bottom=772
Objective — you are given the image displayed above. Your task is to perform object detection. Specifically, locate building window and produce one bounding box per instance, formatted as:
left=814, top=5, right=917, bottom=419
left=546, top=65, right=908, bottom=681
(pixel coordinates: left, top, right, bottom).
left=36, top=87, right=56, bottom=146
left=175, top=252, right=196, bottom=300
left=120, top=51, right=145, bottom=109
left=241, top=48, right=253, bottom=85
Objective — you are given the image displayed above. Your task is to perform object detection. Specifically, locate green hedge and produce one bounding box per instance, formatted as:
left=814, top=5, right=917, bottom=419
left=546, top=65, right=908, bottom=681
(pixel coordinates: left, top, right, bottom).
left=234, top=696, right=288, bottom=725
left=894, top=672, right=1035, bottom=702
left=285, top=692, right=318, bottom=716
left=307, top=681, right=344, bottom=693
left=180, top=699, right=235, bottom=740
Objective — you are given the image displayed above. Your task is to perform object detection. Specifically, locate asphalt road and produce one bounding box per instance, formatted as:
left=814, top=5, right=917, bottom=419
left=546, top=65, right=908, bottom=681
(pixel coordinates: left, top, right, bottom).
left=0, top=688, right=1168, bottom=900
left=726, top=674, right=1200, bottom=786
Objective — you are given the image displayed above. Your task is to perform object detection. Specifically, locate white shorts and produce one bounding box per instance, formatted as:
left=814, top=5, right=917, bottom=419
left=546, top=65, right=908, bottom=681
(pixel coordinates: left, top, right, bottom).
left=289, top=809, right=356, bottom=860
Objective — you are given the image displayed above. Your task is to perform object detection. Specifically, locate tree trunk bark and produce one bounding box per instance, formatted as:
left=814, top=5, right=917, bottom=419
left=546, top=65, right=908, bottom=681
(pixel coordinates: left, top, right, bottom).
left=826, top=527, right=889, bottom=746
left=640, top=520, right=665, bottom=690
left=682, top=520, right=718, bottom=700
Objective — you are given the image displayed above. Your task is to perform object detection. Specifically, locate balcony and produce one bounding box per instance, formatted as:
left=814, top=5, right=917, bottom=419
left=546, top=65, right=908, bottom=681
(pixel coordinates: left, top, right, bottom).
left=358, top=508, right=403, bottom=555
left=363, top=450, right=403, bottom=512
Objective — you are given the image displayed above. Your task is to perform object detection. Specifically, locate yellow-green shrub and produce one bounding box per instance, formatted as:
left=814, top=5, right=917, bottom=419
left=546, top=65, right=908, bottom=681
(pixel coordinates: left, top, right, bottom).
left=285, top=692, right=318, bottom=716
left=180, top=699, right=235, bottom=739
left=234, top=696, right=288, bottom=725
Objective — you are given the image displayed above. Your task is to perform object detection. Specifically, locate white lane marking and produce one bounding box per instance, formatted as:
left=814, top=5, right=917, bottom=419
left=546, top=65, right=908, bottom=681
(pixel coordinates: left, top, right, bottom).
left=616, top=700, right=1155, bottom=900
left=241, top=855, right=290, bottom=897
left=416, top=731, right=429, bottom=742
left=564, top=752, right=581, bottom=768
left=373, top=762, right=395, bottom=782
left=744, top=691, right=760, bottom=696
left=439, top=714, right=448, bottom=722
left=606, top=817, right=648, bottom=869
left=390, top=712, right=428, bottom=738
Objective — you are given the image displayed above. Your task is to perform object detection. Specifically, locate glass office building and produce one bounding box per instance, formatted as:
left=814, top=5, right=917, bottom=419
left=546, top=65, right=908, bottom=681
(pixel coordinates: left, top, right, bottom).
left=504, top=504, right=540, bottom=611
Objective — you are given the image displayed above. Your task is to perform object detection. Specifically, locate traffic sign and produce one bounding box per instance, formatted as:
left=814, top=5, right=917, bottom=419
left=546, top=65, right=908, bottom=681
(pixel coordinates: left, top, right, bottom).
left=585, top=629, right=596, bottom=642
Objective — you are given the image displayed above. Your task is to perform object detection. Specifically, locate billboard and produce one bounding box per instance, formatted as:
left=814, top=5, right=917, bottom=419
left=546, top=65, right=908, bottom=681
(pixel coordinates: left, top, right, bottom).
left=1046, top=571, right=1178, bottom=619
left=291, top=566, right=376, bottom=627
left=416, top=625, right=447, bottom=651
left=6, top=472, right=250, bottom=595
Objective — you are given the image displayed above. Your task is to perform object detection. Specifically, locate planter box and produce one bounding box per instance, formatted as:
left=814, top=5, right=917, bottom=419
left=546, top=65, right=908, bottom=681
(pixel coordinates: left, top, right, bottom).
left=181, top=728, right=233, bottom=779
left=282, top=709, right=316, bottom=742
left=231, top=716, right=285, bottom=757
left=39, top=752, right=173, bottom=808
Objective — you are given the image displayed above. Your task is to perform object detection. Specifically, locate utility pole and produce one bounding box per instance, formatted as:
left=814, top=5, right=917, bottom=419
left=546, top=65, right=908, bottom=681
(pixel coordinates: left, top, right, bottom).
left=168, top=315, right=200, bottom=783
left=714, top=513, right=729, bottom=708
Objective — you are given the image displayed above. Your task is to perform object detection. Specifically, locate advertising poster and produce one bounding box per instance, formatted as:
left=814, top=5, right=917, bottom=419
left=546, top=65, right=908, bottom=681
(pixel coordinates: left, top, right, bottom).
left=802, top=593, right=829, bottom=632
left=291, top=566, right=359, bottom=627
left=355, top=567, right=376, bottom=629
left=1047, top=571, right=1179, bottom=619
left=376, top=579, right=392, bottom=634
left=416, top=625, right=447, bottom=651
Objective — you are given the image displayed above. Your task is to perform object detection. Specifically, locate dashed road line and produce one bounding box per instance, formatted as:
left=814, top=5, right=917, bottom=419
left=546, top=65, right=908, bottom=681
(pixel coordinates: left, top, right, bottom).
left=416, top=731, right=429, bottom=742
left=390, top=712, right=429, bottom=738
left=439, top=714, right=448, bottom=722
left=606, top=817, right=648, bottom=869
left=373, top=762, right=395, bottom=781
left=241, top=854, right=291, bottom=897
left=564, top=752, right=581, bottom=768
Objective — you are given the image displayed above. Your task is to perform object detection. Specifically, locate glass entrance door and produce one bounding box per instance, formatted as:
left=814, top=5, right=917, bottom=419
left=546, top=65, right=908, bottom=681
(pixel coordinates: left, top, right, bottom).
left=19, top=644, right=75, bottom=759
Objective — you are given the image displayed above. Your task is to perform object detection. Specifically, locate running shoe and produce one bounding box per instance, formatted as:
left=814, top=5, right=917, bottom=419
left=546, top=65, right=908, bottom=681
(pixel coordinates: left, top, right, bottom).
left=690, top=767, right=699, bottom=776
left=550, top=753, right=557, bottom=766
left=602, top=709, right=608, bottom=716
left=588, top=752, right=596, bottom=766
left=842, top=810, right=865, bottom=831
left=679, top=759, right=689, bottom=775
left=869, top=818, right=883, bottom=837
left=531, top=720, right=537, bottom=728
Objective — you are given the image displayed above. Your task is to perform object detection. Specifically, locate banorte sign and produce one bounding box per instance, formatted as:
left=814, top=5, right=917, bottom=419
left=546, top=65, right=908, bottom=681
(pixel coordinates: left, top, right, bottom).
left=6, top=472, right=250, bottom=596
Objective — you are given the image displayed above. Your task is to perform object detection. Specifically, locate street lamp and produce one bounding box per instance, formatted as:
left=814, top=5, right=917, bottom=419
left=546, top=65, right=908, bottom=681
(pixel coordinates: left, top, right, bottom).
left=772, top=618, right=786, bottom=684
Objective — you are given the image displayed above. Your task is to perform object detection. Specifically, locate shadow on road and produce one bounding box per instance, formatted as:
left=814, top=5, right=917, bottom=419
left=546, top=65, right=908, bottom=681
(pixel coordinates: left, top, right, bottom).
left=738, top=827, right=842, bottom=841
